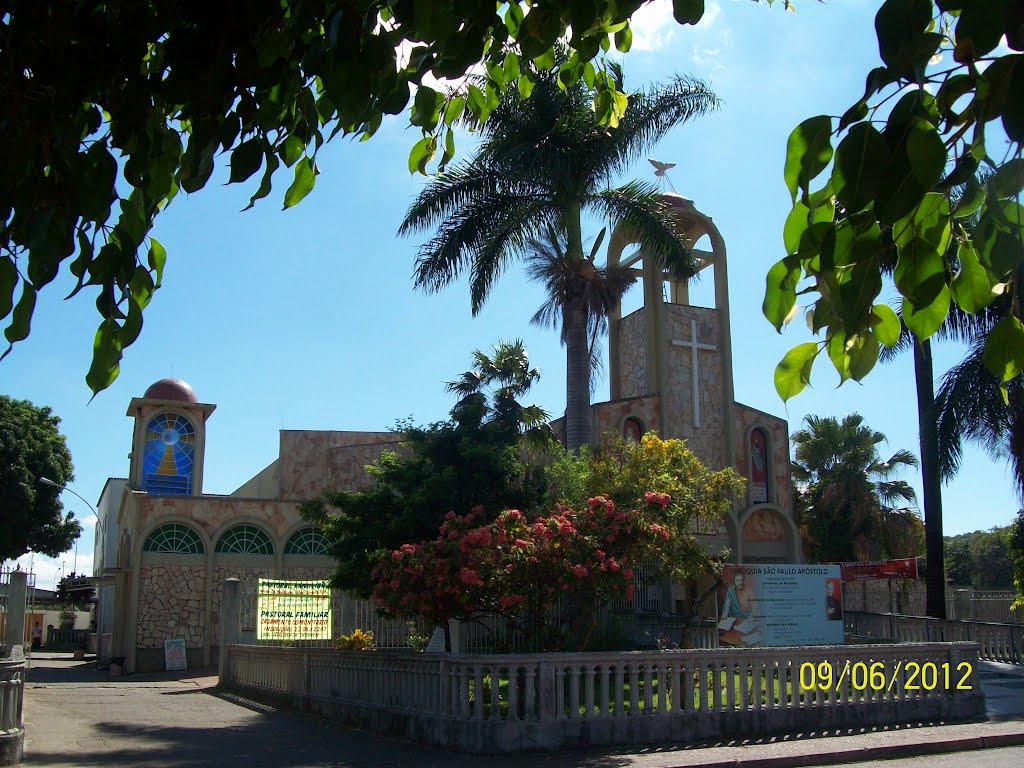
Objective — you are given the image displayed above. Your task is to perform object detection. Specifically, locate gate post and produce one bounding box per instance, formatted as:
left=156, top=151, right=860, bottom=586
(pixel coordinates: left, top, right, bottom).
left=3, top=571, right=28, bottom=661
left=218, top=578, right=241, bottom=684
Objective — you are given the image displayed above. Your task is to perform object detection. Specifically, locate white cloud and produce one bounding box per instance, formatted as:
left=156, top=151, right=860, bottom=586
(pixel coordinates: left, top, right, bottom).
left=631, top=0, right=721, bottom=52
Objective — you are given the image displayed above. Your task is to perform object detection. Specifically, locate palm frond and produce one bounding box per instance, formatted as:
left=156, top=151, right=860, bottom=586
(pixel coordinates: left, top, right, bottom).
left=590, top=182, right=697, bottom=280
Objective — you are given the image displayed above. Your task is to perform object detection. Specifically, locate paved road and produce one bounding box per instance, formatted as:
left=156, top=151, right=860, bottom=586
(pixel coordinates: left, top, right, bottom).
left=19, top=655, right=1024, bottom=768
left=840, top=746, right=1024, bottom=768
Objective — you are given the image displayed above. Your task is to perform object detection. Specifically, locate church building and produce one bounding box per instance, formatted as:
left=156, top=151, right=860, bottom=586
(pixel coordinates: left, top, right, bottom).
left=92, top=195, right=800, bottom=672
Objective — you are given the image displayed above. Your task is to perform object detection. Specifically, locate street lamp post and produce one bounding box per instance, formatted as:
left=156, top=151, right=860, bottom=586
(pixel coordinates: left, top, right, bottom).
left=38, top=477, right=99, bottom=577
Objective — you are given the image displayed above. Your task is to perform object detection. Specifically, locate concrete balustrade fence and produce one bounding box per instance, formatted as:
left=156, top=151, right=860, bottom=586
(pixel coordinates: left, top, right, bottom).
left=0, top=659, right=25, bottom=765
left=846, top=610, right=1022, bottom=664
left=222, top=641, right=984, bottom=752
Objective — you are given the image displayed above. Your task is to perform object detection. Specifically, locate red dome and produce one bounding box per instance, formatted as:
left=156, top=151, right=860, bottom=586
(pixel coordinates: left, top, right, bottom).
left=143, top=378, right=198, bottom=403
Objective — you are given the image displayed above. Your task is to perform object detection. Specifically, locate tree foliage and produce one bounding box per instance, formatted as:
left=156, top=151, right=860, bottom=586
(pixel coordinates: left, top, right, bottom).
left=944, top=525, right=1014, bottom=588
left=0, top=0, right=713, bottom=395
left=792, top=413, right=924, bottom=562
left=301, top=341, right=552, bottom=597
left=0, top=395, right=80, bottom=562
left=1010, top=509, right=1024, bottom=607
left=765, top=0, right=1024, bottom=401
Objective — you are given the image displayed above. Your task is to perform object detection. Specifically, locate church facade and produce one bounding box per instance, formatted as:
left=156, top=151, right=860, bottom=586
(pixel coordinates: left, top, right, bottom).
left=595, top=194, right=801, bottom=567
left=92, top=195, right=800, bottom=672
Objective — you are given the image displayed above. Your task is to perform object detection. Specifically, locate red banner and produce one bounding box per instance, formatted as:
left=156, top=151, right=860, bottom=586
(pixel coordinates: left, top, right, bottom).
left=833, top=559, right=918, bottom=581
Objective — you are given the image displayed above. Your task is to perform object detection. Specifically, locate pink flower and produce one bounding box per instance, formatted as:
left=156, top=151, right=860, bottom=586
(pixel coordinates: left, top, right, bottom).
left=572, top=564, right=588, bottom=578
left=623, top=567, right=634, bottom=580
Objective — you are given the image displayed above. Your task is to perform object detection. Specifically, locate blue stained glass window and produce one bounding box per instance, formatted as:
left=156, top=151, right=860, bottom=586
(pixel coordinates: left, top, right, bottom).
left=142, top=412, right=196, bottom=495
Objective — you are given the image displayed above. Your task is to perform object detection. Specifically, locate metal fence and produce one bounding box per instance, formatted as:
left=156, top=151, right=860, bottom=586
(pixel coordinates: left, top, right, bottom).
left=846, top=609, right=1023, bottom=663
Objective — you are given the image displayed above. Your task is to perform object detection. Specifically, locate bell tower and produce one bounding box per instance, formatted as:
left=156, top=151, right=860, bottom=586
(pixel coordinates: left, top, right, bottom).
left=127, top=378, right=216, bottom=496
left=606, top=194, right=737, bottom=471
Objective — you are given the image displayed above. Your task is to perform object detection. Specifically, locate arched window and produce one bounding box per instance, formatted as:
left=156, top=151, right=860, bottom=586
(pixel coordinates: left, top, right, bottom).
left=284, top=527, right=330, bottom=555
left=750, top=428, right=770, bottom=503
left=142, top=523, right=205, bottom=554
left=623, top=417, right=644, bottom=443
left=142, top=412, right=196, bottom=495
left=215, top=524, right=274, bottom=555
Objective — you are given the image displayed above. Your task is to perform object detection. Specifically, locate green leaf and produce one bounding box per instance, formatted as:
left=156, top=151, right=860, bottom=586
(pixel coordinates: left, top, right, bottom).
left=0, top=257, right=16, bottom=321
left=229, top=138, right=264, bottom=182
left=147, top=237, right=167, bottom=288
left=953, top=175, right=986, bottom=218
left=983, top=315, right=1024, bottom=383
left=774, top=342, right=819, bottom=401
left=950, top=241, right=998, bottom=313
left=902, top=285, right=951, bottom=341
left=243, top=152, right=279, bottom=212
left=905, top=119, right=947, bottom=187
left=833, top=123, right=890, bottom=213
left=763, top=257, right=801, bottom=331
left=614, top=25, right=632, bottom=53
left=505, top=2, right=524, bottom=37
left=85, top=318, right=123, bottom=396
left=827, top=330, right=853, bottom=384
left=283, top=156, right=315, bottom=209
left=784, top=116, right=833, bottom=202
left=278, top=135, right=305, bottom=168
left=672, top=0, right=705, bottom=25
left=2, top=278, right=34, bottom=347
left=870, top=304, right=901, bottom=348
left=954, top=0, right=1008, bottom=62
left=502, top=53, right=520, bottom=82
left=991, top=158, right=1024, bottom=198
left=412, top=86, right=442, bottom=130
left=847, top=330, right=881, bottom=381
left=444, top=96, right=466, bottom=126
left=875, top=0, right=938, bottom=77
left=518, top=73, right=535, bottom=100
left=534, top=47, right=556, bottom=70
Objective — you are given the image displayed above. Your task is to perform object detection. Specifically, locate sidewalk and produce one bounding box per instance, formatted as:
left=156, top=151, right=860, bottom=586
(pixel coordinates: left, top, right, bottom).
left=19, top=655, right=1024, bottom=768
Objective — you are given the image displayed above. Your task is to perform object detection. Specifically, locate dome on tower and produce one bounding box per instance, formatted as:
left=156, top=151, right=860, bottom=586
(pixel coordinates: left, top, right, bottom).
left=144, top=378, right=198, bottom=404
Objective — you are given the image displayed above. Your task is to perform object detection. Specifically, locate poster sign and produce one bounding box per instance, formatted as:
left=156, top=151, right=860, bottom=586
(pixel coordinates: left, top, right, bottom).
left=164, top=638, right=187, bottom=671
left=833, top=559, right=918, bottom=581
left=257, top=578, right=332, bottom=641
left=717, top=564, right=844, bottom=647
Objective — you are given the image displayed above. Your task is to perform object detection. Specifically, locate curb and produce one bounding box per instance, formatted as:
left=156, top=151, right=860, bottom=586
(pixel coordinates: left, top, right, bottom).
left=671, top=730, right=1024, bottom=768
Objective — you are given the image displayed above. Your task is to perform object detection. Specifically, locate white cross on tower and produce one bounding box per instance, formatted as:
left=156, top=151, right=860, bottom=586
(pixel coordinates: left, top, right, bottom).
left=671, top=319, right=717, bottom=428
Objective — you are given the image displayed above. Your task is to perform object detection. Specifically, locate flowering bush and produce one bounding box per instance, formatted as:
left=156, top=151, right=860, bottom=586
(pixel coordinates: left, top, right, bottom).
left=335, top=628, right=375, bottom=650
left=371, top=493, right=675, bottom=650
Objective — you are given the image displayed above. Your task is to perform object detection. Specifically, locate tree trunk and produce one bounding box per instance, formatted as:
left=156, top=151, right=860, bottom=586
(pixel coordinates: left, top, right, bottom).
left=915, top=338, right=946, bottom=619
left=564, top=299, right=591, bottom=451
left=564, top=199, right=592, bottom=451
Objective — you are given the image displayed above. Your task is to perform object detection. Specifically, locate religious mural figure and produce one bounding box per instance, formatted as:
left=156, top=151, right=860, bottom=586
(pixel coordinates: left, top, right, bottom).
left=623, top=417, right=643, bottom=443
left=825, top=578, right=843, bottom=621
left=720, top=571, right=752, bottom=620
left=750, top=428, right=768, bottom=503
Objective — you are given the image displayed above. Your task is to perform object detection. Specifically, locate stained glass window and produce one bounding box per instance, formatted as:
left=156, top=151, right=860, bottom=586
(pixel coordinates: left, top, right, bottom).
left=142, top=523, right=205, bottom=554
left=284, top=527, right=330, bottom=555
left=216, top=525, right=274, bottom=555
left=142, top=412, right=196, bottom=495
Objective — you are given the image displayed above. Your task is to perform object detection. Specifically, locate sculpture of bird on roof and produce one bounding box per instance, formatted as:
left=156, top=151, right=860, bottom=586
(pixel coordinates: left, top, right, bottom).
left=648, top=158, right=677, bottom=192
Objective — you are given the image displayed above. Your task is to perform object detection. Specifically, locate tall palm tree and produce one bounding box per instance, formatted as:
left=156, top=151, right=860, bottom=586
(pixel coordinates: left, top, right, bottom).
left=524, top=224, right=637, bottom=395
left=792, top=414, right=922, bottom=563
left=400, top=62, right=719, bottom=450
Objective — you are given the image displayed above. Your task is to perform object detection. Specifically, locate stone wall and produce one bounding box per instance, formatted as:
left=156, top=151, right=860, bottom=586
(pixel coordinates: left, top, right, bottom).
left=593, top=395, right=660, bottom=442
left=617, top=310, right=648, bottom=399
left=279, top=430, right=398, bottom=500
left=135, top=565, right=206, bottom=648
left=733, top=404, right=792, bottom=513
left=211, top=565, right=274, bottom=644
left=662, top=304, right=724, bottom=469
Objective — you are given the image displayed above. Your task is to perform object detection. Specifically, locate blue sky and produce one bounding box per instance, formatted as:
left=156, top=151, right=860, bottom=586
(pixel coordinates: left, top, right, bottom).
left=3, top=1, right=1019, bottom=588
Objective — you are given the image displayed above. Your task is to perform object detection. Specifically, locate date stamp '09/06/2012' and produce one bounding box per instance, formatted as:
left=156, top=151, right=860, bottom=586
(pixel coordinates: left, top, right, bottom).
left=798, top=661, right=974, bottom=693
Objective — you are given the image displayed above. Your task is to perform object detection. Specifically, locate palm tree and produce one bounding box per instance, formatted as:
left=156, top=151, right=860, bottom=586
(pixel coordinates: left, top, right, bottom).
left=792, top=414, right=922, bottom=563
left=400, top=62, right=719, bottom=450
left=933, top=273, right=1024, bottom=499
left=447, top=338, right=550, bottom=442
left=524, top=224, right=637, bottom=395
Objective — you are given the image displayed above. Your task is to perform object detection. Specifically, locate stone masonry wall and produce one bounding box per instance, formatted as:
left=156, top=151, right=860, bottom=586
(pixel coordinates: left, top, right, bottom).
left=617, top=310, right=648, bottom=399
left=733, top=404, right=793, bottom=514
left=662, top=304, right=724, bottom=469
left=136, top=565, right=206, bottom=648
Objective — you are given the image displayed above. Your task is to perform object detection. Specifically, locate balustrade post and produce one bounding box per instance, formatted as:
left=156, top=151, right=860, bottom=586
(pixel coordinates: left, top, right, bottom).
left=538, top=662, right=556, bottom=721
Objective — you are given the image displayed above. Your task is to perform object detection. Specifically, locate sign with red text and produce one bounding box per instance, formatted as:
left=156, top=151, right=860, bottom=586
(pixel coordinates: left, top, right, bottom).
left=256, top=579, right=332, bottom=641
left=834, top=559, right=918, bottom=581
